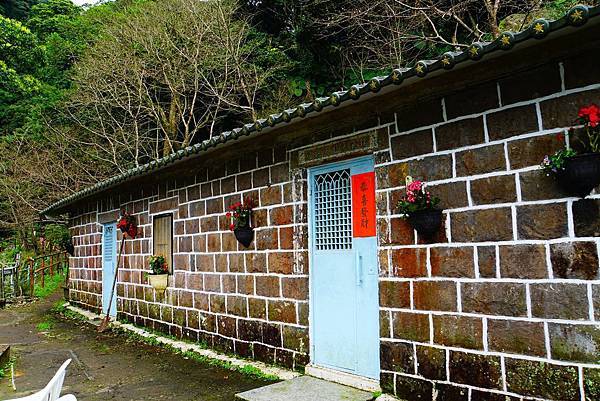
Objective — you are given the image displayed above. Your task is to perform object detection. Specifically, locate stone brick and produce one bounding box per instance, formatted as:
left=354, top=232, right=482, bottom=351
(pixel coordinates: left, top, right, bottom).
left=255, top=275, right=280, bottom=298
left=541, top=89, right=600, bottom=129
left=267, top=300, right=296, bottom=324
left=200, top=216, right=218, bottom=232
left=509, top=133, right=564, bottom=170
left=434, top=383, right=468, bottom=401
left=477, top=246, right=497, bottom=278
left=416, top=345, right=446, bottom=381
left=413, top=281, right=457, bottom=312
left=236, top=274, right=253, bottom=295
left=450, top=351, right=502, bottom=389
left=396, top=97, right=444, bottom=133
left=380, top=310, right=390, bottom=338
left=549, top=323, right=600, bottom=363
left=470, top=390, right=521, bottom=401
left=530, top=283, right=589, bottom=320
left=517, top=203, right=568, bottom=240
left=260, top=186, right=281, bottom=206
left=226, top=295, right=247, bottom=317
left=470, top=175, right=517, bottom=205
left=261, top=322, right=282, bottom=347
left=451, top=208, right=513, bottom=242
left=282, top=326, right=308, bottom=353
left=269, top=205, right=293, bottom=225
left=253, top=167, right=269, bottom=187
left=391, top=129, right=434, bottom=160
left=387, top=154, right=453, bottom=188
left=379, top=280, right=410, bottom=308
left=500, top=63, right=561, bottom=105
left=436, top=117, right=485, bottom=151
left=430, top=246, right=475, bottom=277
left=584, top=368, right=600, bottom=401
left=391, top=248, right=427, bottom=278
left=573, top=199, right=600, bottom=237
left=380, top=372, right=394, bottom=394
left=595, top=285, right=600, bottom=321
left=488, top=319, right=546, bottom=357
left=428, top=181, right=468, bottom=210
left=395, top=375, right=433, bottom=401
left=564, top=52, right=599, bottom=89
left=389, top=218, right=415, bottom=245
left=279, top=226, right=294, bottom=250
left=499, top=244, right=547, bottom=279
left=392, top=311, right=430, bottom=342
left=281, top=277, right=308, bottom=300
left=445, top=82, right=499, bottom=119
left=380, top=341, right=414, bottom=373
left=268, top=252, right=294, bottom=274
left=455, top=144, right=506, bottom=176
left=245, top=253, right=266, bottom=273
left=519, top=169, right=569, bottom=201
left=461, top=282, right=526, bottom=316
left=505, top=358, right=580, bottom=400
left=248, top=298, right=266, bottom=319
left=149, top=197, right=177, bottom=214
left=551, top=241, right=599, bottom=280
left=433, top=315, right=483, bottom=349
left=487, top=104, right=539, bottom=141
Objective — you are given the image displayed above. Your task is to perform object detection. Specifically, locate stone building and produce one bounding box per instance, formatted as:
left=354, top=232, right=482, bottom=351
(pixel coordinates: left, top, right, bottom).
left=43, top=6, right=600, bottom=400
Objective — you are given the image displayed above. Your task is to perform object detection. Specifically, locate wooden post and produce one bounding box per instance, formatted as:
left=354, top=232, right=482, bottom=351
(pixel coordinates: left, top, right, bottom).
left=29, top=259, right=34, bottom=296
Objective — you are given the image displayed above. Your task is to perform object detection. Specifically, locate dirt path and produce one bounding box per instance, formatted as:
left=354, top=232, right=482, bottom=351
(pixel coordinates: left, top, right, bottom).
left=0, top=292, right=269, bottom=400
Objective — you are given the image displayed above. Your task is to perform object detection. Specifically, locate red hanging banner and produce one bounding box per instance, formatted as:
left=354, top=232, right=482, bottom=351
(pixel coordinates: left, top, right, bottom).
left=352, top=172, right=376, bottom=237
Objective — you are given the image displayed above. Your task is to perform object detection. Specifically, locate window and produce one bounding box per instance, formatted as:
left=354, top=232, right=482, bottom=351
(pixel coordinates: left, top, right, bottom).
left=153, top=214, right=173, bottom=273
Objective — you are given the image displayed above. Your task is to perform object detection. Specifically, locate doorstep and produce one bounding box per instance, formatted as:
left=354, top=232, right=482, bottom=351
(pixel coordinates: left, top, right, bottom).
left=235, top=375, right=375, bottom=401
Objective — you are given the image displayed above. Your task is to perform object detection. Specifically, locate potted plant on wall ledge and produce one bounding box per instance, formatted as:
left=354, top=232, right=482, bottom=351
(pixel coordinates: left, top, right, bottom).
left=148, top=255, right=169, bottom=292
left=397, top=179, right=442, bottom=238
left=542, top=104, right=600, bottom=197
left=228, top=197, right=256, bottom=248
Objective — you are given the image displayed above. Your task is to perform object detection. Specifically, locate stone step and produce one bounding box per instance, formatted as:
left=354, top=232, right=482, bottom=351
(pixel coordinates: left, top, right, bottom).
left=236, top=376, right=375, bottom=401
left=0, top=345, right=10, bottom=367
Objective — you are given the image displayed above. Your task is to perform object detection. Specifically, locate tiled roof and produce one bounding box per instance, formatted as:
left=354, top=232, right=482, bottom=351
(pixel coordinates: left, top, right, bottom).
left=42, top=5, right=600, bottom=215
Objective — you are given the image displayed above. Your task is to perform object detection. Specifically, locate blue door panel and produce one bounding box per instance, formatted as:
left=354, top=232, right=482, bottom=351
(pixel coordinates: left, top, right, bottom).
left=309, top=156, right=380, bottom=379
left=102, top=223, right=117, bottom=317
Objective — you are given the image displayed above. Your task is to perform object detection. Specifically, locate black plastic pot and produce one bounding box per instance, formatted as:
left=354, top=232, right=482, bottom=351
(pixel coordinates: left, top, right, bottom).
left=234, top=225, right=254, bottom=248
left=557, top=153, right=600, bottom=198
left=407, top=209, right=443, bottom=238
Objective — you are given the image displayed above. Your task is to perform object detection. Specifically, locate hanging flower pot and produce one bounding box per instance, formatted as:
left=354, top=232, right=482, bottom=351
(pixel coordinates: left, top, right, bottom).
left=407, top=208, right=443, bottom=238
left=541, top=104, right=600, bottom=198
left=556, top=153, right=600, bottom=197
left=234, top=225, right=254, bottom=248
left=148, top=255, right=169, bottom=292
left=397, top=179, right=443, bottom=238
left=148, top=274, right=168, bottom=291
left=228, top=197, right=256, bottom=248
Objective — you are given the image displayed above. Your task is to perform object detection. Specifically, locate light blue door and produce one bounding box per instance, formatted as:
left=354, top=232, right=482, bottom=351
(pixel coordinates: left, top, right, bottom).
left=102, top=222, right=117, bottom=317
left=309, top=156, right=380, bottom=379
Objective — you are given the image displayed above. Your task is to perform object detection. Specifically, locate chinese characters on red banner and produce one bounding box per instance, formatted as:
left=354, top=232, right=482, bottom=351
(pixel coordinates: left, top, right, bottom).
left=352, top=172, right=376, bottom=237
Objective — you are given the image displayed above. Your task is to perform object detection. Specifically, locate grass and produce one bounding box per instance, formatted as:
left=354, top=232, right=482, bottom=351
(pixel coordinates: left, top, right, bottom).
left=36, top=320, right=54, bottom=332
left=34, top=271, right=66, bottom=298
left=114, top=326, right=279, bottom=382
left=0, top=357, right=16, bottom=380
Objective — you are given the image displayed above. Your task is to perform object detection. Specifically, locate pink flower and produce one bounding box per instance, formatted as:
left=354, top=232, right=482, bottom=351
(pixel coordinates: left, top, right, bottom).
left=407, top=180, right=422, bottom=193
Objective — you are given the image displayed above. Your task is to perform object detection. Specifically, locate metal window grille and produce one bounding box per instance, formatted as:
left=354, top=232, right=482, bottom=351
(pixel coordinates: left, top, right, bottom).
left=314, top=169, right=352, bottom=250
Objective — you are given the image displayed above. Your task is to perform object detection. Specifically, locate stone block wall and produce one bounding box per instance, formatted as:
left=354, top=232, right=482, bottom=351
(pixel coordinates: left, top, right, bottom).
left=375, top=52, right=600, bottom=400
left=66, top=42, right=600, bottom=401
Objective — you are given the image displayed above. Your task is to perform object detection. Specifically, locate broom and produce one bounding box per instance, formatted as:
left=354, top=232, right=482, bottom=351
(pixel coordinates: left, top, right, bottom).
left=97, top=235, right=126, bottom=332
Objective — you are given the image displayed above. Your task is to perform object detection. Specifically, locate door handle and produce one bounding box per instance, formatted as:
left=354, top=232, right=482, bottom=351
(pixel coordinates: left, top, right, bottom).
left=356, top=252, right=363, bottom=287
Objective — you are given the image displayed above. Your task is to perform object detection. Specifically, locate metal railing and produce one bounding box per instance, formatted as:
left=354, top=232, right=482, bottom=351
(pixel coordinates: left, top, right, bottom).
left=0, top=251, right=69, bottom=303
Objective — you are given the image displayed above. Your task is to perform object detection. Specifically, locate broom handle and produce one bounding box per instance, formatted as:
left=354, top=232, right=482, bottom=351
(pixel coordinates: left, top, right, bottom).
left=105, top=235, right=126, bottom=318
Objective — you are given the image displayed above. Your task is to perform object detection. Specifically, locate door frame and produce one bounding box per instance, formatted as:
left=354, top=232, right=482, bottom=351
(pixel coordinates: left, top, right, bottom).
left=102, top=222, right=117, bottom=317
left=306, top=155, right=380, bottom=389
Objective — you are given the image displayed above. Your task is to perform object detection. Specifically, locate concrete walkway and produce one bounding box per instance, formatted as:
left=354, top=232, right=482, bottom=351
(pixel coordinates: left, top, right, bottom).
left=0, top=292, right=270, bottom=400
left=236, top=376, right=375, bottom=401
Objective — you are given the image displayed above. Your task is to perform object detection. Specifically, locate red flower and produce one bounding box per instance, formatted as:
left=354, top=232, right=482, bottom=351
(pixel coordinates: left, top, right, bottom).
left=579, top=104, right=600, bottom=128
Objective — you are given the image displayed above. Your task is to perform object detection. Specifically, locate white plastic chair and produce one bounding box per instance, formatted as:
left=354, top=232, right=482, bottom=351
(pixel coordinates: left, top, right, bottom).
left=5, top=359, right=77, bottom=401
